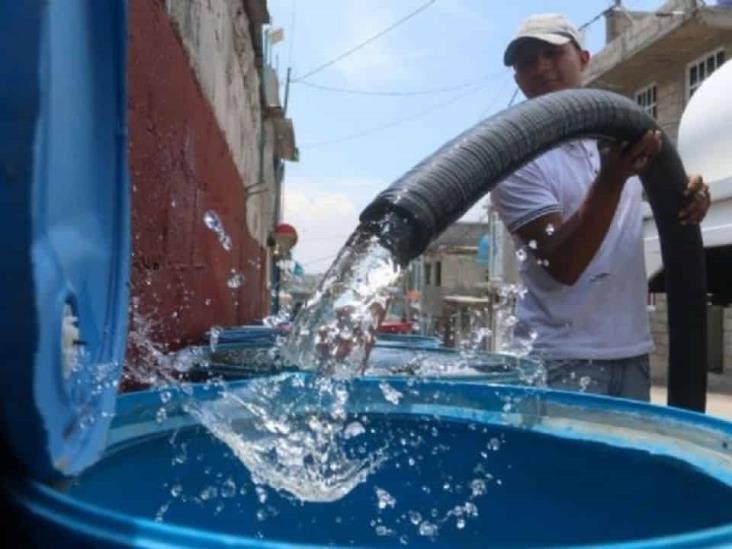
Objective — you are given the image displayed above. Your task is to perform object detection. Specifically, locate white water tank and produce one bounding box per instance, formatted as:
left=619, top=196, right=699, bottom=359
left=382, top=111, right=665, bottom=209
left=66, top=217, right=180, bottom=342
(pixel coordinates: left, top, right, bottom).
left=645, top=59, right=732, bottom=280
left=677, top=60, right=732, bottom=182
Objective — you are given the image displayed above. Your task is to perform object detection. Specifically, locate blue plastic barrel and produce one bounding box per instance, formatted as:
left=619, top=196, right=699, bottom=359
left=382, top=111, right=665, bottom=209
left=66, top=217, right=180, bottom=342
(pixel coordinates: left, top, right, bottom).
left=3, top=2, right=732, bottom=547
left=0, top=0, right=129, bottom=479
left=6, top=377, right=732, bottom=547
left=196, top=326, right=544, bottom=385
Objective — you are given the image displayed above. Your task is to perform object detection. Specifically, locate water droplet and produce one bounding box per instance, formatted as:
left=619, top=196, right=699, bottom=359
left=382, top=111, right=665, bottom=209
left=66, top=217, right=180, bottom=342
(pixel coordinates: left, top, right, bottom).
left=580, top=376, right=592, bottom=391
left=515, top=248, right=527, bottom=262
left=221, top=478, right=237, bottom=498
left=200, top=486, right=218, bottom=501
left=470, top=478, right=487, bottom=497
left=375, top=487, right=396, bottom=510
left=256, top=509, right=267, bottom=521
left=375, top=525, right=393, bottom=537
left=154, top=502, right=169, bottom=523
left=227, top=270, right=245, bottom=289
left=255, top=486, right=268, bottom=504
left=203, top=210, right=233, bottom=251
left=545, top=223, right=555, bottom=236
left=418, top=521, right=438, bottom=537
left=488, top=437, right=501, bottom=451
left=159, top=391, right=172, bottom=404
left=209, top=325, right=222, bottom=352
left=408, top=511, right=422, bottom=525
left=379, top=381, right=403, bottom=405
left=456, top=518, right=466, bottom=529
left=170, top=484, right=183, bottom=497
left=344, top=421, right=366, bottom=439
left=155, top=408, right=167, bottom=423
left=528, top=240, right=538, bottom=249
left=205, top=298, right=212, bottom=306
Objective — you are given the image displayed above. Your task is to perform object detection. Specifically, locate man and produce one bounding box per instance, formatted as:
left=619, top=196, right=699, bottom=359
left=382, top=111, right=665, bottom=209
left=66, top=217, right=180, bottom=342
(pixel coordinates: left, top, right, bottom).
left=491, top=14, right=711, bottom=401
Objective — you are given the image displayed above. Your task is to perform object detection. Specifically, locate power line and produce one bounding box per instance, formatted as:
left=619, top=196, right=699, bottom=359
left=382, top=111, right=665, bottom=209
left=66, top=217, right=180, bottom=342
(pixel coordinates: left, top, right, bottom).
left=477, top=75, right=515, bottom=119
left=507, top=87, right=520, bottom=107
left=292, top=0, right=437, bottom=82
left=295, top=72, right=505, bottom=97
left=300, top=75, right=510, bottom=149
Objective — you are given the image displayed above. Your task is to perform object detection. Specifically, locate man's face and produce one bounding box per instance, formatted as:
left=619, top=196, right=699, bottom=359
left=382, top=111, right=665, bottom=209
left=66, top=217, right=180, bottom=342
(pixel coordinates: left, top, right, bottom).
left=512, top=40, right=590, bottom=98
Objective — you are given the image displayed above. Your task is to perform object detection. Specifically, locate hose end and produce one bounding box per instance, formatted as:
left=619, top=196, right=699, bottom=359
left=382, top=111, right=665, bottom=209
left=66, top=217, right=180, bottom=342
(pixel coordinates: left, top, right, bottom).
left=357, top=211, right=427, bottom=267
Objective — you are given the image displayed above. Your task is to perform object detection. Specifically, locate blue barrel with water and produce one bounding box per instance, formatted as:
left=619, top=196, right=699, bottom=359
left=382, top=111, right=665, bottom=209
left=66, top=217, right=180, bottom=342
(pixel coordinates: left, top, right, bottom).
left=194, top=326, right=544, bottom=385
left=3, top=1, right=732, bottom=547
left=7, top=377, right=732, bottom=547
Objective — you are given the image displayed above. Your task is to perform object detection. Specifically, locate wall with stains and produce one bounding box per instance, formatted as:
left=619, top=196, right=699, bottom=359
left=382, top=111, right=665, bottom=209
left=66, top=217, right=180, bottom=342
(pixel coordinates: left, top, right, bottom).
left=126, top=0, right=268, bottom=368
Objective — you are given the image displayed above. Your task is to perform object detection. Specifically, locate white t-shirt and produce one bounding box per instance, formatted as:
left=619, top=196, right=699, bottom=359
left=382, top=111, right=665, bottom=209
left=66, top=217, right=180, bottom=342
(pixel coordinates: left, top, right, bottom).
left=491, top=139, right=653, bottom=360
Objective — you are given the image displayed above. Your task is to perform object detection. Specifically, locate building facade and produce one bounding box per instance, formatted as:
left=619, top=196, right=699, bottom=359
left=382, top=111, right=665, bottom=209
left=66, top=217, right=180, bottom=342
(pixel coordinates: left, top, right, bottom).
left=407, top=222, right=492, bottom=344
left=584, top=0, right=732, bottom=379
left=126, top=0, right=296, bottom=373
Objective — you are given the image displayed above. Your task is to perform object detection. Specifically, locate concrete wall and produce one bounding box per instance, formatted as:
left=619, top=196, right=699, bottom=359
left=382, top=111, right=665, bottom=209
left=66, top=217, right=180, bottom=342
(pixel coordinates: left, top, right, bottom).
left=420, top=253, right=489, bottom=327
left=442, top=254, right=488, bottom=290
left=126, top=0, right=269, bottom=371
left=165, top=0, right=275, bottom=247
left=649, top=295, right=670, bottom=381
left=649, top=294, right=732, bottom=382
left=586, top=9, right=732, bottom=385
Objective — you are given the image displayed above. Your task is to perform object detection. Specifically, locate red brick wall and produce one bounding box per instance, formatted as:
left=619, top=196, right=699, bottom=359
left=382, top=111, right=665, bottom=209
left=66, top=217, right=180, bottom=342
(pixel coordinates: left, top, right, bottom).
left=126, top=0, right=267, bottom=362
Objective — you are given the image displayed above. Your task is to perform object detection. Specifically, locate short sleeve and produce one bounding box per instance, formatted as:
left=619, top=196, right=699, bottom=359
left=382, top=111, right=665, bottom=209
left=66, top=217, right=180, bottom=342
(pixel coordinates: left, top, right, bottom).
left=490, top=159, right=561, bottom=233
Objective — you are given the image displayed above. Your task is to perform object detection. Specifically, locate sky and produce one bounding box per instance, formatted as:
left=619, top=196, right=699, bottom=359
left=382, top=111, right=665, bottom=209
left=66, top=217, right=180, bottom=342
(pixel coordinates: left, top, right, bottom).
left=267, top=0, right=665, bottom=274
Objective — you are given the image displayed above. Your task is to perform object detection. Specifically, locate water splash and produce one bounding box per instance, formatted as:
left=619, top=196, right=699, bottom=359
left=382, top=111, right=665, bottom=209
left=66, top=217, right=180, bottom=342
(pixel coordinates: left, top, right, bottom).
left=185, top=374, right=385, bottom=503
left=209, top=326, right=223, bottom=352
left=124, top=220, right=547, bottom=515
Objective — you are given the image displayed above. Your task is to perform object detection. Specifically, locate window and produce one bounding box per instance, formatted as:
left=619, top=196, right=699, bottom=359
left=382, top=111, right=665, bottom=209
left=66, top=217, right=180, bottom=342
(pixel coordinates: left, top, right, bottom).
left=635, top=84, right=657, bottom=119
left=688, top=49, right=725, bottom=99
left=435, top=261, right=442, bottom=287
left=425, top=263, right=432, bottom=286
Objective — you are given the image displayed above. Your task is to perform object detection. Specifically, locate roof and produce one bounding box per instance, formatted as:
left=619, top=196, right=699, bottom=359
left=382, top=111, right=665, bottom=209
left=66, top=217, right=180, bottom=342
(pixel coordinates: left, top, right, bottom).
left=584, top=2, right=732, bottom=88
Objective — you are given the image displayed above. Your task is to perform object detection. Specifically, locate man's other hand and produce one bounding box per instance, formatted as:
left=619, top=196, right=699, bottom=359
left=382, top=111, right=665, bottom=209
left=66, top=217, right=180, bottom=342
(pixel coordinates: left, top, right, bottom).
left=679, top=174, right=710, bottom=225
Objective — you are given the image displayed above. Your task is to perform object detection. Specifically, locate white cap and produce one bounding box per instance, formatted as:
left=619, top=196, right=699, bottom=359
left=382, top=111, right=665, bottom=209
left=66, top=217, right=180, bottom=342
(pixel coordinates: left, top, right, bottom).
left=503, top=13, right=583, bottom=66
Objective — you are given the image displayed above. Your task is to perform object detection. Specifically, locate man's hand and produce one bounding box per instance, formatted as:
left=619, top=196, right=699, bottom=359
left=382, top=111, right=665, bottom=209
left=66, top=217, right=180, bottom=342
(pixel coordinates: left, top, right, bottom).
left=680, top=174, right=710, bottom=225
left=598, top=130, right=663, bottom=186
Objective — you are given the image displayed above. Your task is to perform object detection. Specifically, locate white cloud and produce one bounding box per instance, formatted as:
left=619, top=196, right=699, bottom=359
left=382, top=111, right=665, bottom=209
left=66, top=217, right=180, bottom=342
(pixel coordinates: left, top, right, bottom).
left=285, top=190, right=356, bottom=223
left=283, top=176, right=385, bottom=273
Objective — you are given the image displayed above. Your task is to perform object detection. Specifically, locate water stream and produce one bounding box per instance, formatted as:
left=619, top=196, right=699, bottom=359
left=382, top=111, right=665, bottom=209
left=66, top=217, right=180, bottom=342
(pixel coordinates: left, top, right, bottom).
left=281, top=230, right=402, bottom=377
left=122, top=212, right=547, bottom=532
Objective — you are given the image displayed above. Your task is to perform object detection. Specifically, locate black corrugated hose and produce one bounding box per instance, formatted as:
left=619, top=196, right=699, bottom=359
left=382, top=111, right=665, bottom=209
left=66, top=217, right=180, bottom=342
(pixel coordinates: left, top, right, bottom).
left=359, top=88, right=707, bottom=412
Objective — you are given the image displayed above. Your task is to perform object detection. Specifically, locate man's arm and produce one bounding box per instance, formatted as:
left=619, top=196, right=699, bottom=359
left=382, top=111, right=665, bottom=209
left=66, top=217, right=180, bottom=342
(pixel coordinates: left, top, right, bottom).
left=515, top=130, right=662, bottom=285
